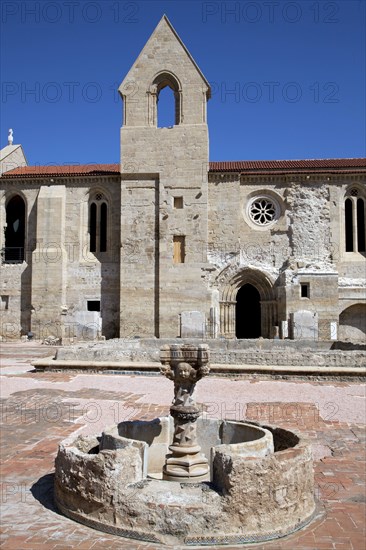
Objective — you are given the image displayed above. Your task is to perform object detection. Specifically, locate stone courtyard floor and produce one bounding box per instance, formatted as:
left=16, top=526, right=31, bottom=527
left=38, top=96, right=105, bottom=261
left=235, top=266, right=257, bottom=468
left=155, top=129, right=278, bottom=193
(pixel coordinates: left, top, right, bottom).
left=0, top=342, right=365, bottom=550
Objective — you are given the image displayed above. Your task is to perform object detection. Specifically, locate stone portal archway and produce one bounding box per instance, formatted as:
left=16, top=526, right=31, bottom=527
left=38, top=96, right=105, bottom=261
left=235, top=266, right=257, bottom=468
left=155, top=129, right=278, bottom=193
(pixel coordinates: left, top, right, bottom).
left=236, top=284, right=261, bottom=338
left=219, top=268, right=276, bottom=339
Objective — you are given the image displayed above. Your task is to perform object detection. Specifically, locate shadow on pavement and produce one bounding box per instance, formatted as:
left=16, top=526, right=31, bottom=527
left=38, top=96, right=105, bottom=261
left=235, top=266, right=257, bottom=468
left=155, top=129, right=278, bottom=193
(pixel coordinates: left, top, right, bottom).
left=31, top=473, right=59, bottom=514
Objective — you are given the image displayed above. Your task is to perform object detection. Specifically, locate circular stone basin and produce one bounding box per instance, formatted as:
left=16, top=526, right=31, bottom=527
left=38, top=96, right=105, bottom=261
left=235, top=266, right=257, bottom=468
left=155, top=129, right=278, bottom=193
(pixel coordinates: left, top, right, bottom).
left=54, top=418, right=316, bottom=546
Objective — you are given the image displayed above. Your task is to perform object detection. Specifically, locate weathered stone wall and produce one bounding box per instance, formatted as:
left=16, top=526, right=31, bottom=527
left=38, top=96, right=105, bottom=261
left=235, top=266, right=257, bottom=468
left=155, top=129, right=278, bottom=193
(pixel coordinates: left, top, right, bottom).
left=213, top=428, right=315, bottom=537
left=0, top=263, right=26, bottom=338
left=286, top=182, right=331, bottom=263
left=31, top=185, right=67, bottom=339
left=55, top=338, right=366, bottom=368
left=206, top=176, right=365, bottom=341
left=120, top=177, right=158, bottom=337
left=0, top=177, right=121, bottom=341
left=208, top=176, right=288, bottom=272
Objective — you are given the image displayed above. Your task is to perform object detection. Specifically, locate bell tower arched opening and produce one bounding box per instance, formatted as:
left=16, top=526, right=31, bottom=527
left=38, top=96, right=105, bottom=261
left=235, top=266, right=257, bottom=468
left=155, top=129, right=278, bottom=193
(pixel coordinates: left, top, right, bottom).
left=151, top=71, right=182, bottom=127
left=157, top=84, right=176, bottom=128
left=235, top=284, right=261, bottom=338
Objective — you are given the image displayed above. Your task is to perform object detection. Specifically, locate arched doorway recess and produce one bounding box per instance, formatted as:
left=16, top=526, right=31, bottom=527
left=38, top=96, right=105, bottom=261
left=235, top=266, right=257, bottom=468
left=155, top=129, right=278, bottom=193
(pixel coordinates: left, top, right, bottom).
left=235, top=284, right=261, bottom=338
left=219, top=268, right=277, bottom=338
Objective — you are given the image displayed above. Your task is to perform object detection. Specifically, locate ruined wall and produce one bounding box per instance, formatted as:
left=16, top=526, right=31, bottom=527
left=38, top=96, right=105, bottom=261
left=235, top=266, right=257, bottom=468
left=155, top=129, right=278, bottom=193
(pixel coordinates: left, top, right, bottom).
left=206, top=176, right=364, bottom=341
left=208, top=175, right=289, bottom=273
left=283, top=180, right=364, bottom=340
left=286, top=182, right=331, bottom=264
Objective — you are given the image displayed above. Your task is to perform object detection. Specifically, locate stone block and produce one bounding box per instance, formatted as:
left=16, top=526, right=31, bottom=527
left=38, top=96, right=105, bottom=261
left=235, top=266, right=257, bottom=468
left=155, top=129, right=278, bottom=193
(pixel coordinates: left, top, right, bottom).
left=280, top=320, right=288, bottom=339
left=73, top=311, right=101, bottom=340
left=180, top=311, right=205, bottom=338
left=290, top=310, right=318, bottom=340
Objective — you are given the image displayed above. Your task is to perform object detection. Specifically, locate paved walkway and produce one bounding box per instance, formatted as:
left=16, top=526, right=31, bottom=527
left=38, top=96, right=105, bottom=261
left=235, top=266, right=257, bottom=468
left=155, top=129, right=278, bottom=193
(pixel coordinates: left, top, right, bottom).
left=0, top=343, right=365, bottom=549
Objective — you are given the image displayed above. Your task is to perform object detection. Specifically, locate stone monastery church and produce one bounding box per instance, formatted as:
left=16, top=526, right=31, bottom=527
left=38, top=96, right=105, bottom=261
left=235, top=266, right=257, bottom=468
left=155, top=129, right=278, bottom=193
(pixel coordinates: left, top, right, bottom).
left=0, top=16, right=365, bottom=344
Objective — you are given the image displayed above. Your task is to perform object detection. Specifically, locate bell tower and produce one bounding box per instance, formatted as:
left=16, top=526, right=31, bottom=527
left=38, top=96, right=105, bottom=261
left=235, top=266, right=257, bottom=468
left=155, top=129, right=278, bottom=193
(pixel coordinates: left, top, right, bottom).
left=118, top=15, right=212, bottom=338
left=119, top=14, right=210, bottom=175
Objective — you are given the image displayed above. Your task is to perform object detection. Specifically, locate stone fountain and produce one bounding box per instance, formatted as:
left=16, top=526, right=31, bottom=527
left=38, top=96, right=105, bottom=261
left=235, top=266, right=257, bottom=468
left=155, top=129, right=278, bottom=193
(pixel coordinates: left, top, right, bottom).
left=160, top=344, right=210, bottom=482
left=54, top=344, right=316, bottom=546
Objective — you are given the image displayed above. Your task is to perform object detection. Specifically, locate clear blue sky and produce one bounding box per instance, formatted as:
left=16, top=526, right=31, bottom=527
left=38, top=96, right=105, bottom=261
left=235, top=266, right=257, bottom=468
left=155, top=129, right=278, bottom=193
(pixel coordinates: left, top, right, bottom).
left=1, top=0, right=365, bottom=165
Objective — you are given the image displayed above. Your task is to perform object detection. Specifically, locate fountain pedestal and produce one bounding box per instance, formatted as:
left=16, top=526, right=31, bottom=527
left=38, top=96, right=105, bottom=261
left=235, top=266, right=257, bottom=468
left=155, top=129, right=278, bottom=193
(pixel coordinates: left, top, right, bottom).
left=160, top=344, right=210, bottom=482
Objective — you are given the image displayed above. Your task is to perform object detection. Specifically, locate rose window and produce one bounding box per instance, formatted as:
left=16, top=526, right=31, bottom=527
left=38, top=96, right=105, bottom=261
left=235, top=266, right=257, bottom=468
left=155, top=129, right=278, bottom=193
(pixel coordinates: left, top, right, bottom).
left=249, top=198, right=277, bottom=225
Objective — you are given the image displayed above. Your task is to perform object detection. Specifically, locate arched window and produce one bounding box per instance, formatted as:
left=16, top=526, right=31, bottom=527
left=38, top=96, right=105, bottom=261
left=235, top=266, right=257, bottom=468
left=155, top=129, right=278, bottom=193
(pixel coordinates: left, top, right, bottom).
left=151, top=72, right=181, bottom=127
left=4, top=195, right=26, bottom=263
left=357, top=198, right=365, bottom=252
left=89, top=192, right=108, bottom=253
left=345, top=198, right=354, bottom=251
left=344, top=187, right=366, bottom=253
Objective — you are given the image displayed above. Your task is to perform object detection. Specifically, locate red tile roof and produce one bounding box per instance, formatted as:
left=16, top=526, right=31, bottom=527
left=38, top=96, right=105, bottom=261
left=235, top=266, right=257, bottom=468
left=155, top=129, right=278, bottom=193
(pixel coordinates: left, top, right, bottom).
left=1, top=164, right=120, bottom=178
left=1, top=159, right=365, bottom=178
left=209, top=159, right=366, bottom=172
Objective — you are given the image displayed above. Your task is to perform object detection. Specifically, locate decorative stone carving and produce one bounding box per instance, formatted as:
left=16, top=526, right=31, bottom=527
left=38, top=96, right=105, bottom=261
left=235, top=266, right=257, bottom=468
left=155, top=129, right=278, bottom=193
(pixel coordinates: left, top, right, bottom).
left=248, top=195, right=279, bottom=226
left=160, top=344, right=210, bottom=482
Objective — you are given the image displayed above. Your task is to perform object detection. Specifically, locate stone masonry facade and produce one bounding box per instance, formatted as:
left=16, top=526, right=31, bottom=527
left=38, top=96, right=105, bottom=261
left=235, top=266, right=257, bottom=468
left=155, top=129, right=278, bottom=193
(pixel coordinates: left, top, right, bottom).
left=0, top=16, right=365, bottom=344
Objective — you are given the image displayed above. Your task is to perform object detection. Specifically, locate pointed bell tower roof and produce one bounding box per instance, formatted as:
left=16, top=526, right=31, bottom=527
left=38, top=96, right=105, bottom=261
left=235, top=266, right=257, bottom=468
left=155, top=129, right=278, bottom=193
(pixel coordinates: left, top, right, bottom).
left=119, top=15, right=211, bottom=99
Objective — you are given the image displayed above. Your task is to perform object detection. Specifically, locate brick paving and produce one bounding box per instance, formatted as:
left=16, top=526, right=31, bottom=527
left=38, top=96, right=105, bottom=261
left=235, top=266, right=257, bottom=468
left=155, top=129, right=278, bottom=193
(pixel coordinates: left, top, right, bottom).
left=0, top=343, right=365, bottom=550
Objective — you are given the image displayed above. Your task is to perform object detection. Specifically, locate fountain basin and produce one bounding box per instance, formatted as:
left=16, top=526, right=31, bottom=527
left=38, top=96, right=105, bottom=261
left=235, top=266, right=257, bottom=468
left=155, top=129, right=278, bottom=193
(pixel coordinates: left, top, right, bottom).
left=54, top=417, right=316, bottom=546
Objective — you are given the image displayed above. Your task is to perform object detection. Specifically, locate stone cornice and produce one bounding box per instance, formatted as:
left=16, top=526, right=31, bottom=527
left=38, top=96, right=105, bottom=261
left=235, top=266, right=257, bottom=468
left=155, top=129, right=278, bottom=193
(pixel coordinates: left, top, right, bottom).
left=208, top=173, right=240, bottom=183
left=0, top=175, right=121, bottom=186
left=240, top=173, right=366, bottom=185
left=209, top=172, right=366, bottom=185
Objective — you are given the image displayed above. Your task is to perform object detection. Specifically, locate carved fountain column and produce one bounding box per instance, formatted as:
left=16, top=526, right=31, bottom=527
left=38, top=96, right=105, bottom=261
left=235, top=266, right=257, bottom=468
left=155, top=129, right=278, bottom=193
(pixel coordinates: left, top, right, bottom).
left=160, top=344, right=210, bottom=482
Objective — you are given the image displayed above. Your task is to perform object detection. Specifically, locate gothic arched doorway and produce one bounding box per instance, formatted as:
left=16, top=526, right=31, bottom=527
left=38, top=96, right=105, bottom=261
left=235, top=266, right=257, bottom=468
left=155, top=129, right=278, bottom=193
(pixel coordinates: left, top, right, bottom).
left=219, top=268, right=277, bottom=339
left=236, top=284, right=261, bottom=338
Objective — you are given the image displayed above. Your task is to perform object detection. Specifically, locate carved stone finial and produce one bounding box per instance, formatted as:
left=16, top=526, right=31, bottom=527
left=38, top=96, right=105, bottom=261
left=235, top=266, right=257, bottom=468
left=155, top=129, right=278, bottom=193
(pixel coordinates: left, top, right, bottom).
left=8, top=129, right=13, bottom=145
